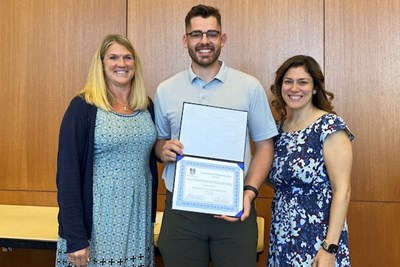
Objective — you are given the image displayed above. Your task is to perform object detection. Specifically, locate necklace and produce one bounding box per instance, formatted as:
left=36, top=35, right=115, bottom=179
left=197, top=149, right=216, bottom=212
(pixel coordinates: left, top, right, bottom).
left=115, top=99, right=131, bottom=111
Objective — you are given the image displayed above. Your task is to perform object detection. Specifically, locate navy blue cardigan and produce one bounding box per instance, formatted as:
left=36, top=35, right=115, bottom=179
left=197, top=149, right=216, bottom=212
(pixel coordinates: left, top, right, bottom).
left=56, top=96, right=158, bottom=253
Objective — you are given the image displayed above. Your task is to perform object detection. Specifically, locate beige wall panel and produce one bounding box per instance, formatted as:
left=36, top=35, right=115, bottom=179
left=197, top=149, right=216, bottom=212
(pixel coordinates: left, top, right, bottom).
left=0, top=0, right=126, bottom=201
left=347, top=202, right=400, bottom=266
left=325, top=0, right=400, bottom=201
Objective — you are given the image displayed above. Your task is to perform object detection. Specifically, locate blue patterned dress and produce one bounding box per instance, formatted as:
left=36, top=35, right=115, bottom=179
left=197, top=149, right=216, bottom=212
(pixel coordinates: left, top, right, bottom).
left=56, top=108, right=156, bottom=267
left=267, top=113, right=353, bottom=267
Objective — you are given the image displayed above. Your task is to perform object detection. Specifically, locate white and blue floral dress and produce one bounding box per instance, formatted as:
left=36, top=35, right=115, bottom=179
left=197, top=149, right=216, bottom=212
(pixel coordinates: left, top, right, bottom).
left=267, top=113, right=353, bottom=267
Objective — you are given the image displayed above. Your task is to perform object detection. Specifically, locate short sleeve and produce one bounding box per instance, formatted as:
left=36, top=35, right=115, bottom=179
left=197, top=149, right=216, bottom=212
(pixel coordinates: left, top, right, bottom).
left=320, top=114, right=354, bottom=142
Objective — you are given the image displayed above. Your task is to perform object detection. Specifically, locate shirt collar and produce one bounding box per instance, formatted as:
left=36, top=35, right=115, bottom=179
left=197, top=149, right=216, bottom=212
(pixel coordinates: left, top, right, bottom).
left=188, top=60, right=227, bottom=84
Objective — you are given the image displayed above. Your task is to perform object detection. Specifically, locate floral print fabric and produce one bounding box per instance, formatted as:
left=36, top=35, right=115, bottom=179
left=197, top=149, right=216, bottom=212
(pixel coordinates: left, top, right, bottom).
left=267, top=113, right=353, bottom=267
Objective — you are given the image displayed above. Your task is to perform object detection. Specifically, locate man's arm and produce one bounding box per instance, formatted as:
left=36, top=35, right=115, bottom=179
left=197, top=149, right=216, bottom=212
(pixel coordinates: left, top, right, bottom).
left=240, top=138, right=274, bottom=221
left=217, top=138, right=274, bottom=222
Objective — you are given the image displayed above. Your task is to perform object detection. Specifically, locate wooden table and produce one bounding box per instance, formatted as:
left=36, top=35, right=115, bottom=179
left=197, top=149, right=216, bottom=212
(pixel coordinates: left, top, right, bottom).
left=0, top=204, right=59, bottom=249
left=0, top=206, right=263, bottom=258
left=0, top=205, right=163, bottom=251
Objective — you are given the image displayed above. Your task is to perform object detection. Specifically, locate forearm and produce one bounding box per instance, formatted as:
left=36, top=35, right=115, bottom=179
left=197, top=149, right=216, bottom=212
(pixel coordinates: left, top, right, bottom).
left=155, top=139, right=167, bottom=162
left=325, top=187, right=351, bottom=244
left=237, top=139, right=274, bottom=221
left=244, top=139, right=274, bottom=190
left=323, top=130, right=353, bottom=244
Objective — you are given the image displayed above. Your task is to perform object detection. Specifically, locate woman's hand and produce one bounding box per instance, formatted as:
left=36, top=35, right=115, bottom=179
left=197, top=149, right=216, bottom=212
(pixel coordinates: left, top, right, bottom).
left=68, top=247, right=90, bottom=267
left=312, top=249, right=335, bottom=267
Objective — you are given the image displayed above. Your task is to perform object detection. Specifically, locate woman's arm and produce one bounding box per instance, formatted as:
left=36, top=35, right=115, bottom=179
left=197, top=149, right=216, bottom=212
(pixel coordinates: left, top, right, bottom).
left=313, top=130, right=353, bottom=267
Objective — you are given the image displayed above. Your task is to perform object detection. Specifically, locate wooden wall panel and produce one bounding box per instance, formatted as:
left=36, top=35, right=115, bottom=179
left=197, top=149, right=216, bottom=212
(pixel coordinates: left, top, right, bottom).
left=347, top=202, right=400, bottom=266
left=0, top=191, right=57, bottom=206
left=325, top=0, right=400, bottom=202
left=325, top=1, right=400, bottom=266
left=0, top=0, right=127, bottom=204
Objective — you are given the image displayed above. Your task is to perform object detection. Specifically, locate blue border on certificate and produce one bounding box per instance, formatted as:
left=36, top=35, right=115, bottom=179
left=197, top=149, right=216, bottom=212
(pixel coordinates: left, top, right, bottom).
left=173, top=155, right=243, bottom=216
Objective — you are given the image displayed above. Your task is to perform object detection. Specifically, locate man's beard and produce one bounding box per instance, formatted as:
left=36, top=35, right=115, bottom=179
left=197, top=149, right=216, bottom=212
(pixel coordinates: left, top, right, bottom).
left=188, top=45, right=221, bottom=67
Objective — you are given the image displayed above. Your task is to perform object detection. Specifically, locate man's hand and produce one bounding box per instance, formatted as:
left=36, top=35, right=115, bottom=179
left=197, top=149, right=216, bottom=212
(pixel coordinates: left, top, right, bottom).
left=156, top=139, right=184, bottom=163
left=214, top=189, right=256, bottom=222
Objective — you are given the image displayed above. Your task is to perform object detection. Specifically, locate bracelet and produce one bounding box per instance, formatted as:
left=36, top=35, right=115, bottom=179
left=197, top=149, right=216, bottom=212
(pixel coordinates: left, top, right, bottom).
left=244, top=185, right=259, bottom=198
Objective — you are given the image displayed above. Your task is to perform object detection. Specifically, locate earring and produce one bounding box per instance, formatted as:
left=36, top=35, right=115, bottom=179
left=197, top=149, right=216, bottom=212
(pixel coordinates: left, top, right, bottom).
left=313, top=90, right=317, bottom=95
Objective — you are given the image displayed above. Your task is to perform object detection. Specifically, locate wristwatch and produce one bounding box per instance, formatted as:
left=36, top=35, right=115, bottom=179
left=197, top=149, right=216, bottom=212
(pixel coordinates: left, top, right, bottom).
left=322, top=240, right=339, bottom=254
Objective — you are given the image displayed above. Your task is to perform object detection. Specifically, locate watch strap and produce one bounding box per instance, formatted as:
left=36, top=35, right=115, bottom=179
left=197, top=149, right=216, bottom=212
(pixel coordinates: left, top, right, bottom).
left=322, top=240, right=339, bottom=254
left=243, top=185, right=258, bottom=198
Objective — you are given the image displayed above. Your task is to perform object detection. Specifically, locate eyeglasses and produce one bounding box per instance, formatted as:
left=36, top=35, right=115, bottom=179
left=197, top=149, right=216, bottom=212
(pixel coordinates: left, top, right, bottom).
left=186, top=30, right=221, bottom=41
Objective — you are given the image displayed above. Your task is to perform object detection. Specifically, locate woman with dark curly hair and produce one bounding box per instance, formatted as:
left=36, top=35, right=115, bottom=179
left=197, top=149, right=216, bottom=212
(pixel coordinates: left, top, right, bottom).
left=267, top=55, right=353, bottom=267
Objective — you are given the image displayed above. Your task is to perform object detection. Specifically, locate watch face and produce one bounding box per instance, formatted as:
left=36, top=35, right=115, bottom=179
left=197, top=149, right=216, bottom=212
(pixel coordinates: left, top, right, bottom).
left=323, top=240, right=339, bottom=254
left=328, top=244, right=339, bottom=253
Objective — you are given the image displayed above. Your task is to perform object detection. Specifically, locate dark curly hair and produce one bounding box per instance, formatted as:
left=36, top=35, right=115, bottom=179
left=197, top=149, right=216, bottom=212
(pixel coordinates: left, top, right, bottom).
left=270, top=55, right=335, bottom=121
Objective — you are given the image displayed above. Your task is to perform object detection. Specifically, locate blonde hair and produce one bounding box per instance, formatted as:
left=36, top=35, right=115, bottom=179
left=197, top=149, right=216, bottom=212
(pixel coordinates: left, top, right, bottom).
left=79, top=34, right=148, bottom=111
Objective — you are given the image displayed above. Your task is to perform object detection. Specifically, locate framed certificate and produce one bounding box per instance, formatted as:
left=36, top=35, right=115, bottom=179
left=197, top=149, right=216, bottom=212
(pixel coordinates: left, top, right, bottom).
left=172, top=103, right=248, bottom=217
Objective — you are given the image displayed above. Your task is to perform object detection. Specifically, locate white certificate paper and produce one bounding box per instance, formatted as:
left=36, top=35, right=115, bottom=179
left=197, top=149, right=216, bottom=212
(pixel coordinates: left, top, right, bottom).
left=179, top=102, right=247, bottom=162
left=173, top=155, right=244, bottom=217
left=172, top=103, right=248, bottom=217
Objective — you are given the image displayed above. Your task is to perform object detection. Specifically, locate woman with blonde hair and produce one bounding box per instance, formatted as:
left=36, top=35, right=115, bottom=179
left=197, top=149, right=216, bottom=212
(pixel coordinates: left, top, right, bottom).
left=56, top=34, right=158, bottom=267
